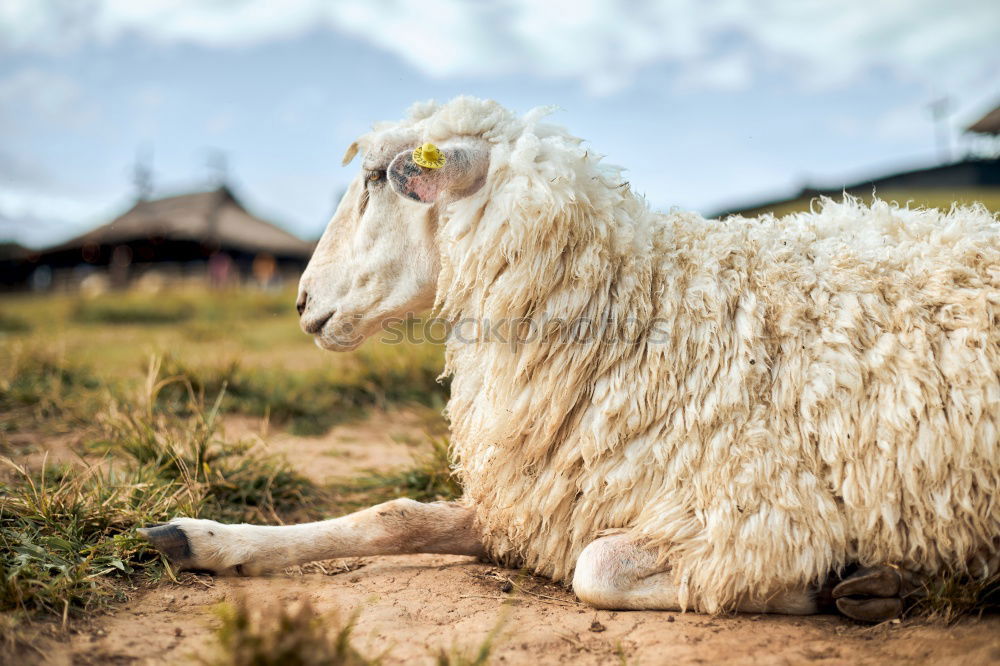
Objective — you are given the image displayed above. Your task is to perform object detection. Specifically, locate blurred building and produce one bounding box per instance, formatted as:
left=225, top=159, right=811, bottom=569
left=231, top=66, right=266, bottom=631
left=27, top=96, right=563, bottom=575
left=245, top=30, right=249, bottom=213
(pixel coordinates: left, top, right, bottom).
left=715, top=103, right=1000, bottom=219
left=6, top=186, right=315, bottom=292
left=713, top=157, right=1000, bottom=219
left=0, top=242, right=32, bottom=290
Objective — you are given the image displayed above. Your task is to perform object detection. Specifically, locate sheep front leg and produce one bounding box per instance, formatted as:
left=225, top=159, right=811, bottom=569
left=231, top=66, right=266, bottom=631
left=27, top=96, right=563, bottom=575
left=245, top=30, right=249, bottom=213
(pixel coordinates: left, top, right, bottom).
left=139, top=499, right=484, bottom=575
left=573, top=534, right=817, bottom=616
left=573, top=534, right=914, bottom=622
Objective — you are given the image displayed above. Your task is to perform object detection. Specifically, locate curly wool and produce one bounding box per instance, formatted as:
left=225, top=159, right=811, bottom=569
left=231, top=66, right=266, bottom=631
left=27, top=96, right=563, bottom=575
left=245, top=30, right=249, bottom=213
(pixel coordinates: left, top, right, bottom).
left=395, top=97, right=1000, bottom=612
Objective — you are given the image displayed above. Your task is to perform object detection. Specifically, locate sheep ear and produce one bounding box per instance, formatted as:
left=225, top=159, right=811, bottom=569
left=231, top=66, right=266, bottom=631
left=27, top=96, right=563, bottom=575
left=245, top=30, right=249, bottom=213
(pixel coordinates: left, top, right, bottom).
left=387, top=146, right=488, bottom=204
left=342, top=142, right=360, bottom=166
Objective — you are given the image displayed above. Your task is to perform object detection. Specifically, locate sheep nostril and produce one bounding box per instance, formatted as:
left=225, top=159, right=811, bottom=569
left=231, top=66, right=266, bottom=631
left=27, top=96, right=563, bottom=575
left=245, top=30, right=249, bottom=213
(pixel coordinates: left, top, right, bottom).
left=296, top=293, right=308, bottom=316
left=303, top=311, right=333, bottom=335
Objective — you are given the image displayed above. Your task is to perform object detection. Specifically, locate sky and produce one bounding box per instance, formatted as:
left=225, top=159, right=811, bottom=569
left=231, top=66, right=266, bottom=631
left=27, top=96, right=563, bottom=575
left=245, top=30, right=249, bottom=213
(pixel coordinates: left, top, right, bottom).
left=1, top=0, right=998, bottom=248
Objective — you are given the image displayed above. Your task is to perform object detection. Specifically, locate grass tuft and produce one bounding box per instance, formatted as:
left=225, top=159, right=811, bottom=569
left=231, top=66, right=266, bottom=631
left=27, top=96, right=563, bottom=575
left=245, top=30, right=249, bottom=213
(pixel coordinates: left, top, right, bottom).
left=329, top=438, right=461, bottom=514
left=909, top=570, right=1000, bottom=623
left=363, top=437, right=462, bottom=503
left=201, top=598, right=376, bottom=666
left=90, top=359, right=314, bottom=522
left=433, top=619, right=503, bottom=666
left=202, top=597, right=502, bottom=666
left=0, top=459, right=193, bottom=624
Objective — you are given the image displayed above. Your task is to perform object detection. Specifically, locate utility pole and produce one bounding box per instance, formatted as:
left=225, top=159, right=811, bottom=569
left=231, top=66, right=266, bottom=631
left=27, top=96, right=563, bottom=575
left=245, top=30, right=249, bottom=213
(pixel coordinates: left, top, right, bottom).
left=204, top=149, right=229, bottom=248
left=132, top=146, right=154, bottom=200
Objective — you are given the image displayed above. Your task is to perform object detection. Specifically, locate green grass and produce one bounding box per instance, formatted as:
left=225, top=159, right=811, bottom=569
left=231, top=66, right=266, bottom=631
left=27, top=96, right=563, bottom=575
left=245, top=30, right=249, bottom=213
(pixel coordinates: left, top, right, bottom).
left=0, top=357, right=317, bottom=653
left=328, top=437, right=461, bottom=514
left=0, top=461, right=193, bottom=622
left=73, top=298, right=195, bottom=325
left=0, top=404, right=460, bottom=652
left=0, top=287, right=462, bottom=658
left=0, top=346, right=104, bottom=433
left=0, top=311, right=31, bottom=334
left=155, top=354, right=447, bottom=436
left=70, top=289, right=294, bottom=326
left=433, top=619, right=503, bottom=666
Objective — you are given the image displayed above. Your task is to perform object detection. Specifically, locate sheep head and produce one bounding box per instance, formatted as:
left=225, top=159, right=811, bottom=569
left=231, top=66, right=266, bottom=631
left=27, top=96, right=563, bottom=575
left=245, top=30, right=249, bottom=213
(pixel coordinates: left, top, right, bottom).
left=297, top=131, right=489, bottom=351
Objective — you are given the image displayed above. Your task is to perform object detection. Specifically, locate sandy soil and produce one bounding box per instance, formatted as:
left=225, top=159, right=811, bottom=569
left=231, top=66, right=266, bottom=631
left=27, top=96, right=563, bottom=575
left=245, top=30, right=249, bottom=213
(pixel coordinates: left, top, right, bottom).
left=34, top=410, right=1000, bottom=665
left=224, top=408, right=443, bottom=484
left=5, top=430, right=88, bottom=472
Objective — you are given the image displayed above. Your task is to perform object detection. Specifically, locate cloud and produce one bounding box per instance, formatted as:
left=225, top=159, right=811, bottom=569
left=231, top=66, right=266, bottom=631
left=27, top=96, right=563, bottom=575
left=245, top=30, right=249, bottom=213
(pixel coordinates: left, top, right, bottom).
left=674, top=53, right=753, bottom=93
left=0, top=149, right=52, bottom=188
left=1, top=0, right=997, bottom=97
left=0, top=184, right=115, bottom=247
left=0, top=196, right=77, bottom=249
left=276, top=86, right=332, bottom=128
left=0, top=67, right=100, bottom=130
left=205, top=110, right=235, bottom=135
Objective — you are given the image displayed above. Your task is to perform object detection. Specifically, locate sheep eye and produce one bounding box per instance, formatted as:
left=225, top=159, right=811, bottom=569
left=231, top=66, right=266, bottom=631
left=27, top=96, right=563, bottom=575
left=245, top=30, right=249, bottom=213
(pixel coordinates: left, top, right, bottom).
left=367, top=170, right=385, bottom=183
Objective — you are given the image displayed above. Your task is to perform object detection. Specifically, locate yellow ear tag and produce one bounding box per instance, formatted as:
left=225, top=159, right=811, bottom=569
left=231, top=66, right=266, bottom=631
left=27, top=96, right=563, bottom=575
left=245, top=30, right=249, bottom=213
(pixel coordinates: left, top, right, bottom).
left=413, top=142, right=446, bottom=169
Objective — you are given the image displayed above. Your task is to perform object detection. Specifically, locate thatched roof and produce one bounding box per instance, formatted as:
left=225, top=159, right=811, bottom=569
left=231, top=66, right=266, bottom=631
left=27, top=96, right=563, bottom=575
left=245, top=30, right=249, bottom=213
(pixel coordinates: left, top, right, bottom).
left=48, top=186, right=313, bottom=258
left=967, top=104, right=1000, bottom=135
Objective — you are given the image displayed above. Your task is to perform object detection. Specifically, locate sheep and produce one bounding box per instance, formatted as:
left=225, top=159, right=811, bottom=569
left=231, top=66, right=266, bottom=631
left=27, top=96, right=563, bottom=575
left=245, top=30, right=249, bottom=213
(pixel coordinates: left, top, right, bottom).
left=142, top=97, right=1000, bottom=623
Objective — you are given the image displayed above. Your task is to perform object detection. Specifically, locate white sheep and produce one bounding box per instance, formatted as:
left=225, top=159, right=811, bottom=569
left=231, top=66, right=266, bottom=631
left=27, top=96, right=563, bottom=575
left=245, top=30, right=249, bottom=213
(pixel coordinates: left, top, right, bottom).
left=142, top=97, right=1000, bottom=622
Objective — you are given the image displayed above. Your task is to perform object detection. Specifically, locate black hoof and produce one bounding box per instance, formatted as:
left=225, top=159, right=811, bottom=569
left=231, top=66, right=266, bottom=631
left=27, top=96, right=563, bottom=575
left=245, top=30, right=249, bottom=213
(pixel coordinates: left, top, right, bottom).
left=833, top=565, right=901, bottom=598
left=836, top=596, right=902, bottom=623
left=829, top=565, right=919, bottom=623
left=138, top=524, right=192, bottom=564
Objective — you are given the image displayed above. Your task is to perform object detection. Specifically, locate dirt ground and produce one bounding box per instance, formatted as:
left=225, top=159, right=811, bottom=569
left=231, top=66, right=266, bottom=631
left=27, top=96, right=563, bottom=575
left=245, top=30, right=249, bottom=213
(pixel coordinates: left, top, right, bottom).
left=39, top=410, right=1000, bottom=665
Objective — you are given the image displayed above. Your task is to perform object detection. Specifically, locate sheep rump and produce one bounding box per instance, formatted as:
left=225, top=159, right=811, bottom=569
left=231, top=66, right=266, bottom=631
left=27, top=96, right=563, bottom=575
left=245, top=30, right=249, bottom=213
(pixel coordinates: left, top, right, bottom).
left=386, top=98, right=1000, bottom=612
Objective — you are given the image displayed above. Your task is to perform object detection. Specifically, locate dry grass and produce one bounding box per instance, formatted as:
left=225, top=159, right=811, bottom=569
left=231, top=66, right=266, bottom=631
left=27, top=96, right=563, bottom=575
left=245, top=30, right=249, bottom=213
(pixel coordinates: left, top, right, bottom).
left=0, top=354, right=317, bottom=654
left=909, top=570, right=1000, bottom=623
left=201, top=597, right=500, bottom=666
left=201, top=600, right=375, bottom=666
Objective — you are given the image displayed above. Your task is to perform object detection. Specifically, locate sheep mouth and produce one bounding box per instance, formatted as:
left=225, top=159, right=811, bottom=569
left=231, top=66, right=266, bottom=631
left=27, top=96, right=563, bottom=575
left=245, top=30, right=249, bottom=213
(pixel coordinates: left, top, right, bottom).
left=312, top=313, right=370, bottom=351
left=314, top=334, right=365, bottom=352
